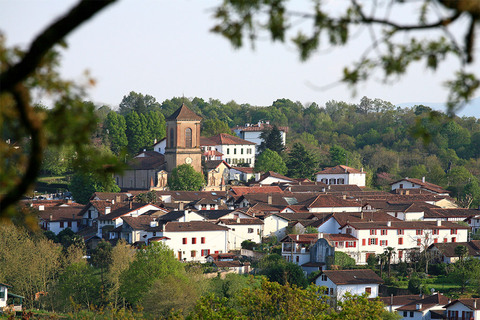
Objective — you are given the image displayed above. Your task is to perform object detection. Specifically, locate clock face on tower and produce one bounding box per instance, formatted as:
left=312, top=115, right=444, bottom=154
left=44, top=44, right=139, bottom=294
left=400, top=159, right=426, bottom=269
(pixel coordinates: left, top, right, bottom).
left=185, top=157, right=192, bottom=164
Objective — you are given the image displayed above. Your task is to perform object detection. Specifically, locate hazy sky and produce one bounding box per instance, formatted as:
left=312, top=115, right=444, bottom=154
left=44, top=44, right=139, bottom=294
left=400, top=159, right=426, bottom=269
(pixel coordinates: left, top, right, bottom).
left=1, top=0, right=479, bottom=113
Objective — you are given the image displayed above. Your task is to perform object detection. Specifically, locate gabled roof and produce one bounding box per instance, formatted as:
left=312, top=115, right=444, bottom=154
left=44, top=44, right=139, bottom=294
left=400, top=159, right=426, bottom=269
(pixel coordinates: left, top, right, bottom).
left=217, top=218, right=264, bottom=225
left=205, top=160, right=230, bottom=170
left=166, top=103, right=202, bottom=121
left=164, top=221, right=229, bottom=232
left=122, top=215, right=155, bottom=230
left=377, top=295, right=421, bottom=307
left=280, top=233, right=320, bottom=244
left=258, top=171, right=295, bottom=183
left=38, top=206, right=84, bottom=222
left=195, top=209, right=234, bottom=220
left=391, top=177, right=449, bottom=195
left=319, top=269, right=383, bottom=285
left=229, top=186, right=283, bottom=196
left=331, top=211, right=401, bottom=226
left=444, top=298, right=480, bottom=310
left=128, top=152, right=165, bottom=170
left=230, top=166, right=255, bottom=174
left=205, top=133, right=256, bottom=146
left=428, top=240, right=480, bottom=257
left=306, top=194, right=361, bottom=208
left=97, top=203, right=161, bottom=221
left=213, top=260, right=249, bottom=268
left=341, top=220, right=469, bottom=230
left=396, top=293, right=450, bottom=311
left=316, top=165, right=364, bottom=175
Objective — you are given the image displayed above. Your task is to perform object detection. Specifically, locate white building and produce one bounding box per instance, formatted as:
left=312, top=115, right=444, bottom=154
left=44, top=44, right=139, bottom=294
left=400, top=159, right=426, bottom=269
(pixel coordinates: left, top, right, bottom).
left=200, top=134, right=256, bottom=167
left=232, top=122, right=288, bottom=154
left=148, top=221, right=229, bottom=262
left=263, top=213, right=290, bottom=239
left=0, top=283, right=10, bottom=309
left=314, top=269, right=383, bottom=301
left=217, top=218, right=264, bottom=250
left=315, top=165, right=366, bottom=187
left=444, top=299, right=480, bottom=320
left=338, top=220, right=470, bottom=264
left=391, top=177, right=450, bottom=196
left=38, top=206, right=82, bottom=234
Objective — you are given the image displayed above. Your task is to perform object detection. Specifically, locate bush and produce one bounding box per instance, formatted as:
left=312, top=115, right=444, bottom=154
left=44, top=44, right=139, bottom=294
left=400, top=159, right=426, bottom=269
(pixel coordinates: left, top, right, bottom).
left=241, top=240, right=256, bottom=250
left=408, top=277, right=422, bottom=294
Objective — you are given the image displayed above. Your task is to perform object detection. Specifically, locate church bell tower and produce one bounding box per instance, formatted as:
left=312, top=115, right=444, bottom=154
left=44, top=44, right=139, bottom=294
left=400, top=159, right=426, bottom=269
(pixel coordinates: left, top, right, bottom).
left=164, top=103, right=202, bottom=173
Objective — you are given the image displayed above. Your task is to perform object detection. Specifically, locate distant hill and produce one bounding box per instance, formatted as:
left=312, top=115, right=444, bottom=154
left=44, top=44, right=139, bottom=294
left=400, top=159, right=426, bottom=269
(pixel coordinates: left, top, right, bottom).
left=397, top=96, right=480, bottom=118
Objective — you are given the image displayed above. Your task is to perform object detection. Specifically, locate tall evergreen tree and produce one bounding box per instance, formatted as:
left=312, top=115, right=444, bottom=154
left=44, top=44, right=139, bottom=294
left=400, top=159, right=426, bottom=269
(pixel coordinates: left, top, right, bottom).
left=259, top=125, right=284, bottom=154
left=147, top=111, right=166, bottom=142
left=104, top=111, right=128, bottom=154
left=286, top=142, right=317, bottom=179
left=125, top=111, right=144, bottom=154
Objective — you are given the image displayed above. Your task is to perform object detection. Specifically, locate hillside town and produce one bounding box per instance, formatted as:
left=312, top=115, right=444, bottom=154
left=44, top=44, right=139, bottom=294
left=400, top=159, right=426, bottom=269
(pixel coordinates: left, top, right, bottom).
left=5, top=104, right=478, bottom=319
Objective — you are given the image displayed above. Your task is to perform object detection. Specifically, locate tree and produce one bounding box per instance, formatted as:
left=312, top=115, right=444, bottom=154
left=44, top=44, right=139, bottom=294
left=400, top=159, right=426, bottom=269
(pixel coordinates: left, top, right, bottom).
left=104, top=111, right=128, bottom=154
left=106, top=240, right=135, bottom=308
left=259, top=125, right=284, bottom=154
left=286, top=142, right=318, bottom=179
left=168, top=164, right=205, bottom=191
left=119, top=242, right=186, bottom=306
left=125, top=111, right=147, bottom=154
left=212, top=1, right=480, bottom=115
left=258, top=254, right=308, bottom=288
left=201, top=118, right=233, bottom=137
left=0, top=0, right=119, bottom=222
left=90, top=240, right=113, bottom=299
left=255, top=149, right=288, bottom=175
left=329, top=145, right=347, bottom=166
left=69, top=170, right=120, bottom=204
left=118, top=91, right=161, bottom=116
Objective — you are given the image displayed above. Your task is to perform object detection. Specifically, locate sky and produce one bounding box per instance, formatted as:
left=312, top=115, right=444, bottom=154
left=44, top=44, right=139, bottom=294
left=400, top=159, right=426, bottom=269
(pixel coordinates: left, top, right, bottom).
left=1, top=0, right=479, bottom=116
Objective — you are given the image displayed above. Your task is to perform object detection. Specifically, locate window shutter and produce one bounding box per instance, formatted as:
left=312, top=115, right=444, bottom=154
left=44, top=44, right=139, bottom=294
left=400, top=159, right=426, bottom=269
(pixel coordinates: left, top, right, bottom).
left=362, top=239, right=366, bottom=246
left=353, top=241, right=356, bottom=247
left=385, top=240, right=388, bottom=246
left=375, top=238, right=378, bottom=245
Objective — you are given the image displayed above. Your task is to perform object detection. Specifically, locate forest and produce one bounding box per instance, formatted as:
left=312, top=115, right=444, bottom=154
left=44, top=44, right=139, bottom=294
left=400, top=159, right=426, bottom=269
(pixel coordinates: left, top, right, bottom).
left=41, top=91, right=480, bottom=208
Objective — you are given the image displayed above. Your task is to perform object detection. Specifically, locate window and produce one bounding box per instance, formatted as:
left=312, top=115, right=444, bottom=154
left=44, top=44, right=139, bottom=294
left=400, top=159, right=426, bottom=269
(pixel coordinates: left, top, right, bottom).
left=433, top=229, right=439, bottom=235
left=397, top=229, right=404, bottom=235
left=417, top=239, right=421, bottom=246
left=370, top=229, right=376, bottom=235
left=403, top=311, right=407, bottom=317
left=248, top=228, right=254, bottom=233
left=234, top=148, right=237, bottom=154
left=329, top=288, right=334, bottom=295
left=182, top=238, right=187, bottom=244
left=68, top=221, right=72, bottom=228
left=227, top=149, right=230, bottom=154
left=450, top=229, right=457, bottom=235
left=247, top=148, right=252, bottom=154
left=416, top=229, right=423, bottom=235
left=191, top=250, right=196, bottom=258
left=380, top=240, right=388, bottom=246
left=170, top=128, right=174, bottom=148
left=201, top=249, right=210, bottom=256
left=201, top=237, right=205, bottom=244
left=410, top=311, right=414, bottom=317
left=365, top=287, right=372, bottom=294
left=192, top=237, right=197, bottom=244
left=346, top=228, right=352, bottom=234
left=452, top=237, right=456, bottom=242
left=153, top=232, right=156, bottom=236
left=296, top=256, right=299, bottom=262
left=369, top=238, right=376, bottom=245
left=381, top=229, right=387, bottom=235
left=398, top=250, right=403, bottom=260
left=60, top=221, right=64, bottom=228
left=0, top=291, right=4, bottom=299
left=434, top=238, right=438, bottom=243
left=185, top=128, right=192, bottom=148
left=241, top=148, right=244, bottom=154
left=398, top=238, right=403, bottom=245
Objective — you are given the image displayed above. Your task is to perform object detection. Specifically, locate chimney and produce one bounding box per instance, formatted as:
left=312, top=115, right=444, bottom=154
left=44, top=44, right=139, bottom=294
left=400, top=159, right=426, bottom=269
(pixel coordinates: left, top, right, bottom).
left=422, top=176, right=425, bottom=183
left=237, top=217, right=240, bottom=223
left=49, top=214, right=53, bottom=221
left=360, top=211, right=364, bottom=220
left=39, top=205, right=44, bottom=211
left=318, top=232, right=324, bottom=239
left=416, top=303, right=422, bottom=310
left=296, top=234, right=299, bottom=241
left=150, top=219, right=158, bottom=227
left=437, top=220, right=441, bottom=226
left=179, top=202, right=184, bottom=211
left=116, top=195, right=121, bottom=203
left=361, top=167, right=364, bottom=173
left=129, top=201, right=132, bottom=209
left=111, top=199, right=115, bottom=205
left=267, top=195, right=272, bottom=205
left=387, top=221, right=391, bottom=227
left=343, top=194, right=346, bottom=200
left=105, top=207, right=111, bottom=214
left=474, top=299, right=477, bottom=309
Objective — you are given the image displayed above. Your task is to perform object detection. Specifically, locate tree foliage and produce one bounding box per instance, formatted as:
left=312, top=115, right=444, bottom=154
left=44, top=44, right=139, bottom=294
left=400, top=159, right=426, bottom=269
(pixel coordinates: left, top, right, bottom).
left=255, top=149, right=288, bottom=175
left=259, top=125, right=284, bottom=154
left=202, top=118, right=234, bottom=137
left=168, top=164, right=205, bottom=191
left=286, top=142, right=318, bottom=179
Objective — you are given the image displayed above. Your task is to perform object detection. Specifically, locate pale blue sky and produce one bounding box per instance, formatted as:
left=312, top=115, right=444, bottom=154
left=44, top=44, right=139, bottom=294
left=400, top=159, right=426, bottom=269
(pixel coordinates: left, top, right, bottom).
left=1, top=0, right=479, bottom=115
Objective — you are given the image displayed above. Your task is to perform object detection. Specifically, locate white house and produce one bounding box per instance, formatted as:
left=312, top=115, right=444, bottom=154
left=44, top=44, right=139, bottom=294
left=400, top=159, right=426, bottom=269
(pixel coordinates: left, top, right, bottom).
left=229, top=166, right=256, bottom=183
left=153, top=138, right=166, bottom=154
left=281, top=233, right=321, bottom=266
left=232, top=121, right=288, bottom=154
left=256, top=171, right=296, bottom=185
left=159, top=221, right=229, bottom=262
left=263, top=213, right=290, bottom=239
left=38, top=206, right=83, bottom=234
left=0, top=283, right=10, bottom=309
left=217, top=218, right=264, bottom=250
left=315, top=165, right=366, bottom=187
left=306, top=194, right=362, bottom=213
left=391, top=177, right=450, bottom=196
left=200, top=134, right=256, bottom=167
left=380, top=293, right=450, bottom=320
left=444, top=299, right=480, bottom=320
left=314, top=269, right=383, bottom=301
left=338, top=220, right=470, bottom=264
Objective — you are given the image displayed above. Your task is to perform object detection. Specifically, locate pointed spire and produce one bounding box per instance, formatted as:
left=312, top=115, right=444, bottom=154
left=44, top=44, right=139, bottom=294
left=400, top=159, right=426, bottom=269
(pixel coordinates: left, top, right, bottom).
left=166, top=103, right=202, bottom=121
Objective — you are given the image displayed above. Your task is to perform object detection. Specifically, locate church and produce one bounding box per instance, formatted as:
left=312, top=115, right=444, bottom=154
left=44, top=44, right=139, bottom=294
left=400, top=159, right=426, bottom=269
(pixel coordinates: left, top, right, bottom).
left=114, top=103, right=229, bottom=191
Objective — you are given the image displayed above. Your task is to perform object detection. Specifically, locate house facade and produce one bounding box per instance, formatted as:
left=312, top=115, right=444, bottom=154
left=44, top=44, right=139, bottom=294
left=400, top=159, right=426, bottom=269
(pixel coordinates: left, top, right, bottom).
left=201, top=134, right=256, bottom=167
left=232, top=121, right=288, bottom=154
left=444, top=299, right=480, bottom=320
left=315, top=165, right=366, bottom=187
left=314, top=269, right=383, bottom=301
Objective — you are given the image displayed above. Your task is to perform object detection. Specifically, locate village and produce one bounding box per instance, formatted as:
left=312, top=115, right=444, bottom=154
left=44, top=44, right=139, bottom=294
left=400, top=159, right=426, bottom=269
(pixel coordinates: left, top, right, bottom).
left=2, top=104, right=478, bottom=319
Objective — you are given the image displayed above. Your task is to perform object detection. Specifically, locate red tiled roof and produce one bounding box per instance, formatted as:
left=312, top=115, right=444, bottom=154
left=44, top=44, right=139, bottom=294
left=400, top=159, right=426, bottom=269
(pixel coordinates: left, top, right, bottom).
left=342, top=220, right=469, bottom=230
left=229, top=186, right=283, bottom=196
left=230, top=166, right=254, bottom=174
left=320, top=269, right=383, bottom=285
left=204, top=150, right=223, bottom=157
left=396, top=293, right=450, bottom=311
left=316, top=165, right=364, bottom=175
left=281, top=233, right=320, bottom=244
left=391, top=178, right=449, bottom=194
left=38, top=206, right=84, bottom=222
left=306, top=194, right=361, bottom=208
left=217, top=218, right=264, bottom=225
left=206, top=133, right=256, bottom=146
left=444, top=298, right=480, bottom=310
left=166, top=103, right=202, bottom=121
left=258, top=171, right=295, bottom=183
left=164, top=221, right=229, bottom=232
